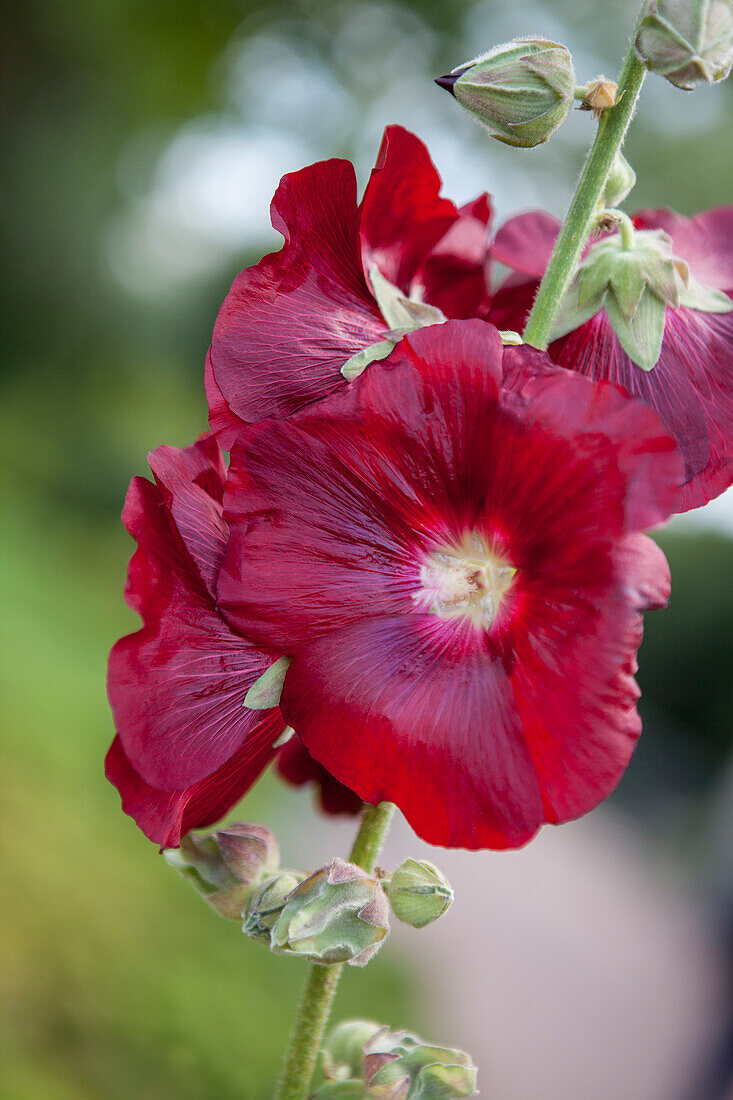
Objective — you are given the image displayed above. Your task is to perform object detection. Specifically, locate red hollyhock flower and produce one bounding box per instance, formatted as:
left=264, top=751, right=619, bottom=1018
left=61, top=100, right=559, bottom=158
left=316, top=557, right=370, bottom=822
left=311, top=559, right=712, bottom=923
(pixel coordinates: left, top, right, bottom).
left=490, top=205, right=733, bottom=511
left=217, top=321, right=681, bottom=850
left=206, top=125, right=492, bottom=444
left=277, top=735, right=363, bottom=817
left=106, top=435, right=286, bottom=847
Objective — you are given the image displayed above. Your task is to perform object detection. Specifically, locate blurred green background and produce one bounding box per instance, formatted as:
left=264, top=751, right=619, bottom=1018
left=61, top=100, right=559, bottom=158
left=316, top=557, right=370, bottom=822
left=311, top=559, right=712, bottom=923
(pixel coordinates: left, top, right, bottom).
left=2, top=2, right=732, bottom=1097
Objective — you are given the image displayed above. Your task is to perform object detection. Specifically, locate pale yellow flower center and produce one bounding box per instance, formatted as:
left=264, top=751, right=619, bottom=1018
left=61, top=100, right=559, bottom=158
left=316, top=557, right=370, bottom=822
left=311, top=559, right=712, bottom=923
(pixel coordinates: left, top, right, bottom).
left=415, top=532, right=516, bottom=630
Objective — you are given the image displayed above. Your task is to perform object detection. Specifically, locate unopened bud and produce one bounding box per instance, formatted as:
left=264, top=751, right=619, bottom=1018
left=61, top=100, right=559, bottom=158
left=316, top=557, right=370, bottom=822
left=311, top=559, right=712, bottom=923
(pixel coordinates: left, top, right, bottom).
left=436, top=37, right=576, bottom=148
left=318, top=1020, right=384, bottom=1087
left=163, top=822, right=279, bottom=921
left=385, top=859, right=453, bottom=929
left=603, top=151, right=636, bottom=208
left=363, top=1027, right=478, bottom=1099
left=270, top=858, right=390, bottom=967
left=635, top=0, right=733, bottom=89
left=242, top=870, right=304, bottom=942
left=579, top=75, right=618, bottom=117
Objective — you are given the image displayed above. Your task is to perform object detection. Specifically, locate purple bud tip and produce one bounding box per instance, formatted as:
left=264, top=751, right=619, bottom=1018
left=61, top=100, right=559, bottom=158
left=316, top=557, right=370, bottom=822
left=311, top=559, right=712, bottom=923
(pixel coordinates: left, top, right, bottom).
left=435, top=73, right=458, bottom=95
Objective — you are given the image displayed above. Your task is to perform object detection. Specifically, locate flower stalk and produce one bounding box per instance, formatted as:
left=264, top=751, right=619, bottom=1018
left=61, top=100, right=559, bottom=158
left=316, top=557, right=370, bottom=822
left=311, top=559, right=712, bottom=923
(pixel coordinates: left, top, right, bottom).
left=274, top=801, right=396, bottom=1100
left=523, top=3, right=649, bottom=349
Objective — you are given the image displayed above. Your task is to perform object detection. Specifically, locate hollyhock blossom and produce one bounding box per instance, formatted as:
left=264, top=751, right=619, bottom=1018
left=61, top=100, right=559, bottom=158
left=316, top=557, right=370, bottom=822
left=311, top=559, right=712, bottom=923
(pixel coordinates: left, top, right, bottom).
left=277, top=735, right=363, bottom=817
left=490, top=205, right=733, bottom=511
left=206, top=125, right=492, bottom=443
left=217, top=321, right=681, bottom=850
left=106, top=435, right=286, bottom=847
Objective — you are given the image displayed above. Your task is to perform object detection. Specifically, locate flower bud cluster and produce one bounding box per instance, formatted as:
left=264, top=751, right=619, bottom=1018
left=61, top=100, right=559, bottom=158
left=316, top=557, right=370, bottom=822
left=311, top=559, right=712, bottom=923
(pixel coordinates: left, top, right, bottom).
left=163, top=822, right=280, bottom=920
left=313, top=1020, right=478, bottom=1098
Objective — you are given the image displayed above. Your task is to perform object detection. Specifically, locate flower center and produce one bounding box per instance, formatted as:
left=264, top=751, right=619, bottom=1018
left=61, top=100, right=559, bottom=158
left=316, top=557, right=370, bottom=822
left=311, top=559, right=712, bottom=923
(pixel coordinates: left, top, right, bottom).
left=415, top=532, right=516, bottom=630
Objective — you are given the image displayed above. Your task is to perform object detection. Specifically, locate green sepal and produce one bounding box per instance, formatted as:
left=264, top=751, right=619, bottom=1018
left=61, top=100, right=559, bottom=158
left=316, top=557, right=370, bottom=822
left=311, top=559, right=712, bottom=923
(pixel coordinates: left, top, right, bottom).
left=499, top=329, right=523, bottom=345
left=244, top=656, right=292, bottom=709
left=679, top=276, right=733, bottom=313
left=369, top=267, right=446, bottom=333
left=342, top=340, right=397, bottom=380
left=605, top=285, right=667, bottom=371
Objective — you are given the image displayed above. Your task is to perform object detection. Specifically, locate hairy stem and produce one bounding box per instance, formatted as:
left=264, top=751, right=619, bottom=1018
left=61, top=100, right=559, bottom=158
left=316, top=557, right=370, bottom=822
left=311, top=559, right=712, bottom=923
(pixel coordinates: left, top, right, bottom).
left=273, top=801, right=396, bottom=1100
left=523, top=5, right=649, bottom=348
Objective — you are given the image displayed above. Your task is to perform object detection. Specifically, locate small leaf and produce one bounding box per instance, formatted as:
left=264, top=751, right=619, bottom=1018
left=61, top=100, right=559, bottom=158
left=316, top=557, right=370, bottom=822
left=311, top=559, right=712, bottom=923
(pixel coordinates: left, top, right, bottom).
left=608, top=252, right=648, bottom=318
left=499, top=329, right=523, bottom=345
left=341, top=340, right=397, bottom=380
left=244, top=657, right=292, bottom=709
left=369, top=266, right=446, bottom=332
left=551, top=277, right=605, bottom=340
left=605, top=286, right=666, bottom=371
left=678, top=276, right=733, bottom=314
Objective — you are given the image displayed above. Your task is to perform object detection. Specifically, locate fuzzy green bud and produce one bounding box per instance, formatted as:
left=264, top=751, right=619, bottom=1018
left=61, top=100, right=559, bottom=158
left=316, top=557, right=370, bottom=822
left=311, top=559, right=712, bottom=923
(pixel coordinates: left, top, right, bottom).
left=635, top=0, right=733, bottom=89
left=363, top=1027, right=478, bottom=1099
left=317, top=1020, right=385, bottom=1088
left=270, top=858, right=390, bottom=967
left=436, top=37, right=576, bottom=148
left=163, top=822, right=280, bottom=921
left=385, top=859, right=453, bottom=929
left=242, top=869, right=304, bottom=942
left=603, top=151, right=637, bottom=208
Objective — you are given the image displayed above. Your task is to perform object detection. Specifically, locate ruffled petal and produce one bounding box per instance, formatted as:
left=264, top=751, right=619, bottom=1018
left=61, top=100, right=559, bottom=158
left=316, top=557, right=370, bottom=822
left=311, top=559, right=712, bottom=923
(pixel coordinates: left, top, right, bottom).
left=359, top=126, right=458, bottom=292
left=218, top=321, right=505, bottom=650
left=414, top=194, right=493, bottom=319
left=276, top=735, right=362, bottom=816
left=205, top=348, right=246, bottom=452
left=491, top=211, right=561, bottom=277
left=551, top=308, right=730, bottom=508
left=105, top=734, right=277, bottom=849
left=108, top=442, right=285, bottom=791
left=281, top=615, right=544, bottom=850
left=510, top=532, right=669, bottom=824
left=210, top=157, right=385, bottom=425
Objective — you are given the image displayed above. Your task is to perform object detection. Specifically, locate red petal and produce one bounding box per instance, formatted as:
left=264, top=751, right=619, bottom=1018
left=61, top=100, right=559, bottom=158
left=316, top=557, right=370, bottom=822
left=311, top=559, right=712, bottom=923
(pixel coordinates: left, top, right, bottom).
left=414, top=194, right=493, bottom=319
left=210, top=157, right=384, bottom=425
left=491, top=211, right=561, bottom=277
left=551, top=308, right=731, bottom=510
left=281, top=615, right=544, bottom=850
left=276, top=735, right=362, bottom=816
left=108, top=442, right=285, bottom=791
left=205, top=348, right=245, bottom=451
left=218, top=322, right=504, bottom=650
left=105, top=734, right=277, bottom=849
left=359, top=126, right=458, bottom=293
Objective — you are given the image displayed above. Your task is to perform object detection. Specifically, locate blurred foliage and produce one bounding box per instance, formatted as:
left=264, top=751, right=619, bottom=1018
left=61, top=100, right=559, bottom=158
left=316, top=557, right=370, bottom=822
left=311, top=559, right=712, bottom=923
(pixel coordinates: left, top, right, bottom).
left=1, top=0, right=731, bottom=1096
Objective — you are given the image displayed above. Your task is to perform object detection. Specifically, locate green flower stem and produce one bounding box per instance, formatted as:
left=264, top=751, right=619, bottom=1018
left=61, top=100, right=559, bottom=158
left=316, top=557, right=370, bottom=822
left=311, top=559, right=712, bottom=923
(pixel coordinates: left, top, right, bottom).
left=273, top=801, right=396, bottom=1100
left=522, top=5, right=649, bottom=349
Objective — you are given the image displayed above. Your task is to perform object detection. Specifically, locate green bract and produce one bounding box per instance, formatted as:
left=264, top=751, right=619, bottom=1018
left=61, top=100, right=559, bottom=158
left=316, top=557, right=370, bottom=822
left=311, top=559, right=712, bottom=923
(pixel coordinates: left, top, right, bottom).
left=242, top=869, right=304, bottom=942
left=270, top=858, right=390, bottom=967
left=554, top=226, right=733, bottom=370
left=385, top=859, right=453, bottom=929
left=603, top=151, right=637, bottom=208
left=445, top=37, right=576, bottom=147
left=635, top=0, right=733, bottom=89
left=162, top=823, right=280, bottom=921
left=341, top=266, right=446, bottom=381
